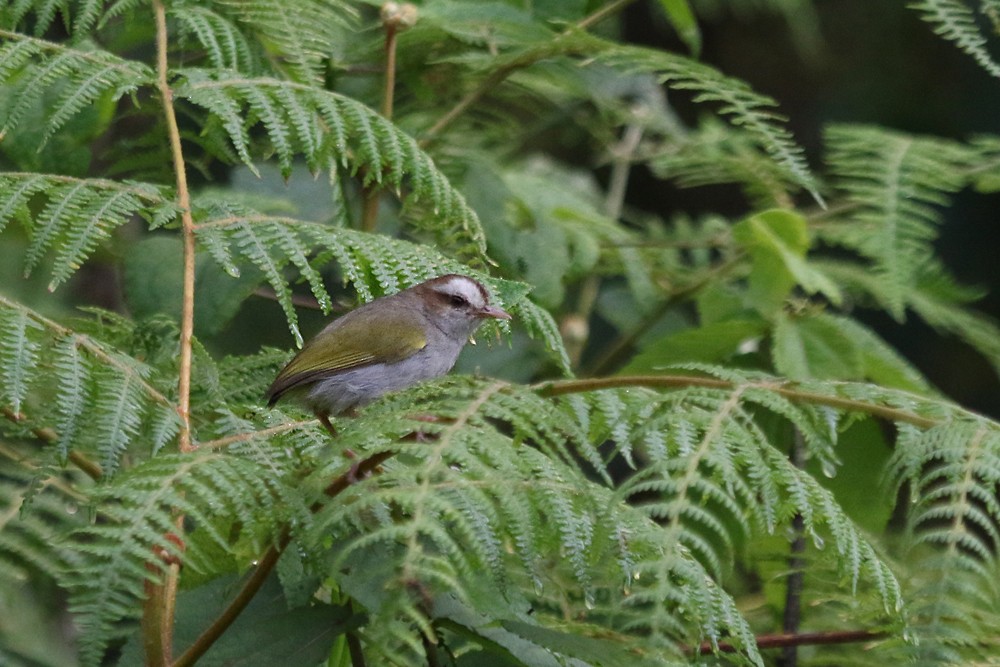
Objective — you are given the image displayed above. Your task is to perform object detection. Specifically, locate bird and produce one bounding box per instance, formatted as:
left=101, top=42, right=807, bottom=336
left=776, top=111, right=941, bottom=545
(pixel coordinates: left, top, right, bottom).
left=265, top=274, right=511, bottom=428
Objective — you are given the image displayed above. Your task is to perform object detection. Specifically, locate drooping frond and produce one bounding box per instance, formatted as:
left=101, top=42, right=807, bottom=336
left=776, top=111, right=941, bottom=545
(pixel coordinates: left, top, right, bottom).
left=823, top=124, right=977, bottom=319
left=0, top=173, right=174, bottom=289
left=886, top=421, right=1000, bottom=659
left=175, top=70, right=488, bottom=256
left=192, top=202, right=570, bottom=371
left=0, top=296, right=181, bottom=474
left=65, top=450, right=305, bottom=665
left=0, top=31, right=152, bottom=145
left=911, top=0, right=1000, bottom=78
left=649, top=118, right=799, bottom=209
left=588, top=38, right=822, bottom=205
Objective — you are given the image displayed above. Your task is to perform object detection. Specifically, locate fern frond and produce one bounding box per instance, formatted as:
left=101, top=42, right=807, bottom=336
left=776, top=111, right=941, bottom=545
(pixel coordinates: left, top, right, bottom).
left=170, top=5, right=261, bottom=73
left=911, top=0, right=1000, bottom=78
left=0, top=460, right=84, bottom=585
left=0, top=31, right=152, bottom=144
left=0, top=173, right=174, bottom=289
left=886, top=421, right=1000, bottom=660
left=176, top=71, right=488, bottom=258
left=824, top=124, right=976, bottom=319
left=213, top=0, right=356, bottom=84
left=0, top=296, right=181, bottom=473
left=591, top=38, right=822, bottom=204
left=306, top=377, right=765, bottom=664
left=66, top=451, right=304, bottom=665
left=649, top=118, right=800, bottom=208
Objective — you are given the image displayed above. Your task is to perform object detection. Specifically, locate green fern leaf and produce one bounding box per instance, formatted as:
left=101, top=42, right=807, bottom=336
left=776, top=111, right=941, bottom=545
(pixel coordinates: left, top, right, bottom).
left=67, top=451, right=302, bottom=666
left=824, top=124, right=976, bottom=319
left=592, top=39, right=822, bottom=204
left=170, top=6, right=261, bottom=73
left=0, top=174, right=170, bottom=289
left=912, top=0, right=1000, bottom=78
left=0, top=307, right=43, bottom=414
left=177, top=72, right=489, bottom=259
left=0, top=33, right=152, bottom=144
left=214, top=0, right=356, bottom=84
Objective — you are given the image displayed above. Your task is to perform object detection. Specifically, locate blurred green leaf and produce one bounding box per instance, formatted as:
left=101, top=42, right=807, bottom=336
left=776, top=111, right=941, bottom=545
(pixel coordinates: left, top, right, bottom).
left=656, top=0, right=701, bottom=55
left=123, top=236, right=262, bottom=338
left=120, top=574, right=357, bottom=666
left=624, top=317, right=767, bottom=373
left=773, top=311, right=863, bottom=380
left=733, top=209, right=842, bottom=314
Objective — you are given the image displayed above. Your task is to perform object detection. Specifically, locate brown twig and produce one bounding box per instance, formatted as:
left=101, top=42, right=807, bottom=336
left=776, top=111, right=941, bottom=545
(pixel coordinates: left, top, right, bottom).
left=361, top=2, right=415, bottom=232
left=148, top=1, right=195, bottom=662
left=171, top=450, right=395, bottom=667
left=536, top=375, right=940, bottom=429
left=153, top=0, right=197, bottom=454
left=697, top=629, right=888, bottom=654
left=1, top=407, right=103, bottom=480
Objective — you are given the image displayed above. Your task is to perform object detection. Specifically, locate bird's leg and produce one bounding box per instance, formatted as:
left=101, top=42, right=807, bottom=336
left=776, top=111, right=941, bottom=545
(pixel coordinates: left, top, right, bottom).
left=315, top=410, right=338, bottom=437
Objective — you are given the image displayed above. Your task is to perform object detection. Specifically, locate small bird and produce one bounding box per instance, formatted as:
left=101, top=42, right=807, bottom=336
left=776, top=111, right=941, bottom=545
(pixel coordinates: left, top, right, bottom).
left=265, top=274, right=511, bottom=424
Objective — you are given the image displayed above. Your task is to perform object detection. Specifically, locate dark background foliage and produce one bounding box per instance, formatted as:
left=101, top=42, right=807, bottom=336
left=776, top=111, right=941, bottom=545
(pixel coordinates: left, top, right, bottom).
left=619, top=0, right=1000, bottom=416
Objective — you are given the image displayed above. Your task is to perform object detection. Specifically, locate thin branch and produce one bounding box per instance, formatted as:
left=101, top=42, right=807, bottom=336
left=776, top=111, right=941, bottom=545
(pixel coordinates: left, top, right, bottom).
left=1, top=407, right=103, bottom=480
left=583, top=253, right=746, bottom=376
left=535, top=375, right=941, bottom=429
left=200, top=419, right=321, bottom=450
left=153, top=0, right=196, bottom=453
left=171, top=450, right=395, bottom=667
left=698, top=629, right=888, bottom=654
left=780, top=430, right=808, bottom=667
left=361, top=2, right=411, bottom=232
left=148, top=2, right=191, bottom=663
left=421, top=0, right=641, bottom=144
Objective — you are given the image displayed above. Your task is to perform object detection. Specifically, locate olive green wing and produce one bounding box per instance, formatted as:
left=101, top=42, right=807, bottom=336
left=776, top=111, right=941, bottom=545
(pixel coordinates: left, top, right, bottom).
left=265, top=309, right=426, bottom=405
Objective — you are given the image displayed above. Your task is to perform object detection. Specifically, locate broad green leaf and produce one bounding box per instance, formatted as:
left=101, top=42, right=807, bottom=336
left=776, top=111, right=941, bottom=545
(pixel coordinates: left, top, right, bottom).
left=119, top=575, right=357, bottom=666
left=772, top=311, right=864, bottom=380
left=624, top=318, right=768, bottom=373
left=733, top=209, right=842, bottom=315
left=656, top=0, right=701, bottom=55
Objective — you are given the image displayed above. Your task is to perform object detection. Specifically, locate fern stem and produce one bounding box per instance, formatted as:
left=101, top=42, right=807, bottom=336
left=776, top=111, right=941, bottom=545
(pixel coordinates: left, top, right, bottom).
left=153, top=0, right=196, bottom=453
left=780, top=430, right=807, bottom=667
left=361, top=4, right=405, bottom=232
left=536, top=375, right=940, bottom=429
left=1, top=406, right=103, bottom=480
left=201, top=418, right=320, bottom=450
left=147, top=3, right=191, bottom=664
left=172, top=450, right=395, bottom=667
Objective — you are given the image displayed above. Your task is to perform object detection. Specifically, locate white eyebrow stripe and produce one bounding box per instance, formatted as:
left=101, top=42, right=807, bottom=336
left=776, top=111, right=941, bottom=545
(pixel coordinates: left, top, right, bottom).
left=435, top=276, right=486, bottom=308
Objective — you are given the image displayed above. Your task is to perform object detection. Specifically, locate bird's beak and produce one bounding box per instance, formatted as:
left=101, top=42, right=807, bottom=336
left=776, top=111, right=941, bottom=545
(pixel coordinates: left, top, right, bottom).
left=479, top=304, right=512, bottom=320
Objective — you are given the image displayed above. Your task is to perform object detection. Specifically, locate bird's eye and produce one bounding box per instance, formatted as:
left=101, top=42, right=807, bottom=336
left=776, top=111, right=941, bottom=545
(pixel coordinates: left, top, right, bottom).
left=449, top=294, right=468, bottom=308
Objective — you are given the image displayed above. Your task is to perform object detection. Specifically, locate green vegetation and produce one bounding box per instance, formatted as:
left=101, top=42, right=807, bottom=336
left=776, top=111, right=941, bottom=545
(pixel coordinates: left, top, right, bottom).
left=1, top=1, right=999, bottom=665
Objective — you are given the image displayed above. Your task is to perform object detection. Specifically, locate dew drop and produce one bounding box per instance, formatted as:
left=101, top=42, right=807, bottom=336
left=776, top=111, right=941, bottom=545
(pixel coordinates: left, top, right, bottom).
left=811, top=532, right=825, bottom=550
left=65, top=502, right=78, bottom=515
left=583, top=590, right=595, bottom=610
left=821, top=459, right=838, bottom=479
left=533, top=578, right=544, bottom=596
